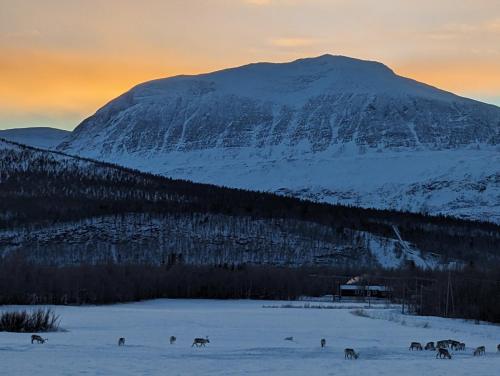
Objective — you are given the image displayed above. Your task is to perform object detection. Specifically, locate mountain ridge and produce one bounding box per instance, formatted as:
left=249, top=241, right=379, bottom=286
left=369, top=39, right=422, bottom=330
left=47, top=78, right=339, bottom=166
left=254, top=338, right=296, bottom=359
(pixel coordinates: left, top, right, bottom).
left=0, top=127, right=70, bottom=149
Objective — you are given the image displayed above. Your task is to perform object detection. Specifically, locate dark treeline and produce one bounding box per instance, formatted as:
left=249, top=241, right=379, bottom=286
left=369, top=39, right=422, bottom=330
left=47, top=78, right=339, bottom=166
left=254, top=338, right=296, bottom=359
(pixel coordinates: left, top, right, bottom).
left=0, top=258, right=338, bottom=304
left=1, top=139, right=499, bottom=265
left=1, top=258, right=499, bottom=323
left=359, top=266, right=500, bottom=323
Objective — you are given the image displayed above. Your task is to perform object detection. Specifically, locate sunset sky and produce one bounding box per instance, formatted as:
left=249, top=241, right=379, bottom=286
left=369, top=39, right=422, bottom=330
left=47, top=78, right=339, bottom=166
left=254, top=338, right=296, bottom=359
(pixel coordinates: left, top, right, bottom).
left=1, top=0, right=499, bottom=131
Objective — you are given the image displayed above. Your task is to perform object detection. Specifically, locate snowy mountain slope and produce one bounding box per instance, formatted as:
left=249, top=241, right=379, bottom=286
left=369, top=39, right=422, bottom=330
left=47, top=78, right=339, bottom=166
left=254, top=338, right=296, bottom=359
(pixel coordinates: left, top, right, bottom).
left=4, top=139, right=497, bottom=268
left=88, top=146, right=498, bottom=223
left=0, top=127, right=69, bottom=149
left=57, top=55, right=500, bottom=222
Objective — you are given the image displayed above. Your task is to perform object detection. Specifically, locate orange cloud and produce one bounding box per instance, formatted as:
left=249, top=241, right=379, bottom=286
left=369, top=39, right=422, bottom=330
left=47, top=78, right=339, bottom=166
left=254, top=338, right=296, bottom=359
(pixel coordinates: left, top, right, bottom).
left=270, top=37, right=320, bottom=47
left=244, top=0, right=273, bottom=4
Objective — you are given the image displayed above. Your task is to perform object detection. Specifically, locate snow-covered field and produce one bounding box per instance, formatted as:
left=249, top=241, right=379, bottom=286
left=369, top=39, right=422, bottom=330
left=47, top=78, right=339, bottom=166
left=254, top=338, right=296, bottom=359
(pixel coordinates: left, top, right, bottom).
left=1, top=300, right=499, bottom=375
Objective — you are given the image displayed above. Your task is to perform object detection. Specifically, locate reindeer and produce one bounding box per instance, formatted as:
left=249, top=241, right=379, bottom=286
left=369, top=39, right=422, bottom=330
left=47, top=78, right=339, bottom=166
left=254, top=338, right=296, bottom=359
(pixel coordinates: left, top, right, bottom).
left=457, top=343, right=465, bottom=351
left=31, top=335, right=47, bottom=344
left=424, top=342, right=435, bottom=350
left=409, top=342, right=423, bottom=351
left=320, top=339, right=326, bottom=348
left=449, top=340, right=461, bottom=350
left=284, top=336, right=294, bottom=342
left=473, top=346, right=485, bottom=356
left=192, top=337, right=210, bottom=347
left=436, top=348, right=452, bottom=359
left=344, top=348, right=359, bottom=359
left=436, top=340, right=448, bottom=349
left=118, top=337, right=126, bottom=346
left=169, top=336, right=176, bottom=345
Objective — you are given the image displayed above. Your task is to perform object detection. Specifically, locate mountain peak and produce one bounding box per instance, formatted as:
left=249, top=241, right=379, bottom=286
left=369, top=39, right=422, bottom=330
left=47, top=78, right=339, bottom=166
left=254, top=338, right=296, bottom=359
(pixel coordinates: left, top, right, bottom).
left=130, top=54, right=448, bottom=105
left=292, top=54, right=393, bottom=71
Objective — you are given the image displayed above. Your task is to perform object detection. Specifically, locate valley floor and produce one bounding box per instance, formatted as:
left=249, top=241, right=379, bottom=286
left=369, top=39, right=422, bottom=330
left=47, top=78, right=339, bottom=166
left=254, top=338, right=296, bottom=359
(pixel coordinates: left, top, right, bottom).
left=0, top=299, right=499, bottom=375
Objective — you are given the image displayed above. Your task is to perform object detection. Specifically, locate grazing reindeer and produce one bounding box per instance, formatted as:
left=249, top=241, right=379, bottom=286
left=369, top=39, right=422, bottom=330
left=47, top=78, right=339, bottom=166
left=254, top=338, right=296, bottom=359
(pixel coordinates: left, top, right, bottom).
left=409, top=342, right=423, bottom=351
left=450, top=340, right=461, bottom=350
left=118, top=337, right=126, bottom=346
left=192, top=337, right=210, bottom=347
left=320, top=339, right=326, bottom=348
left=169, top=336, right=176, bottom=345
left=344, top=348, right=359, bottom=359
left=436, top=340, right=448, bottom=349
left=424, top=342, right=435, bottom=351
left=436, top=348, right=452, bottom=359
left=473, top=346, right=485, bottom=356
left=31, top=335, right=47, bottom=344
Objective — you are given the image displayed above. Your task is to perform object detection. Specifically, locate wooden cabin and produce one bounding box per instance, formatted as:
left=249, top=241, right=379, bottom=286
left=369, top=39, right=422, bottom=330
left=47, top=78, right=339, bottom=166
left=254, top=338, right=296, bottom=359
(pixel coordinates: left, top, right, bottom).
left=339, top=284, right=392, bottom=299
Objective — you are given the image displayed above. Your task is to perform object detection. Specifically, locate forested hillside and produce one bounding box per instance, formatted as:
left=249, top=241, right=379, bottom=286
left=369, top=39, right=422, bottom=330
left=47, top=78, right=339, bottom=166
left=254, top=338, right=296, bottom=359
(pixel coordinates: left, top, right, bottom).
left=1, top=138, right=500, bottom=321
left=1, top=138, right=499, bottom=269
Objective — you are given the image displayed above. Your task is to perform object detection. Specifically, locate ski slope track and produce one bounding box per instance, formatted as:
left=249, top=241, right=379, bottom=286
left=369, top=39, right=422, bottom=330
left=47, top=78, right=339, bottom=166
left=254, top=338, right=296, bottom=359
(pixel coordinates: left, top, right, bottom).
left=57, top=55, right=500, bottom=223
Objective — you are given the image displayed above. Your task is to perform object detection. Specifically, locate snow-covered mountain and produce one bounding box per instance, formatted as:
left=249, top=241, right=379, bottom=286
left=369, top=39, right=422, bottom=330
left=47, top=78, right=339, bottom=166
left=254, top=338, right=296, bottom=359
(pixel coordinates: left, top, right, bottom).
left=57, top=55, right=500, bottom=222
left=0, top=127, right=69, bottom=149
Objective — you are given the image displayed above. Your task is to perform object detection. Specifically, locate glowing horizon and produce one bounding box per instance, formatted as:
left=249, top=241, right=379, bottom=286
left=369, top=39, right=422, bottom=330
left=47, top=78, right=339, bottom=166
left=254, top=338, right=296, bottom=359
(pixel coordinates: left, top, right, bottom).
left=1, top=0, right=499, bottom=131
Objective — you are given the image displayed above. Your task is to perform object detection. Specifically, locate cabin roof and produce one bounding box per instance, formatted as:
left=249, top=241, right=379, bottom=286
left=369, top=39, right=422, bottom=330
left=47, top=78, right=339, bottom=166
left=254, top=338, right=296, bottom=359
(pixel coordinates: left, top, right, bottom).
left=340, top=285, right=391, bottom=291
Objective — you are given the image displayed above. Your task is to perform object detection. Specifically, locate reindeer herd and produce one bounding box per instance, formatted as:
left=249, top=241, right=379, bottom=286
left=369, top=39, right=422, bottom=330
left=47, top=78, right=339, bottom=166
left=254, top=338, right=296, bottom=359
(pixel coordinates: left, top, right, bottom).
left=116, top=335, right=210, bottom=347
left=29, top=334, right=500, bottom=361
left=117, top=336, right=211, bottom=348
left=408, top=339, right=496, bottom=360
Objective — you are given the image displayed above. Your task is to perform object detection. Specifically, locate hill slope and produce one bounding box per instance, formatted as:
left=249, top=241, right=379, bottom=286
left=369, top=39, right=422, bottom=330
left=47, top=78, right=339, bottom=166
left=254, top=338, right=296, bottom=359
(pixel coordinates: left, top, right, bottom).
left=0, top=127, right=69, bottom=149
left=2, top=138, right=499, bottom=268
left=57, top=55, right=500, bottom=222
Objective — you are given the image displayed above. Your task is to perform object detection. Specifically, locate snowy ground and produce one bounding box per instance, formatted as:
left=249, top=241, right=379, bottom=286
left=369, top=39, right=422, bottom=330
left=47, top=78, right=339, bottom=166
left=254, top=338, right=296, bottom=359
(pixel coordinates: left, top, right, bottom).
left=1, top=299, right=499, bottom=375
